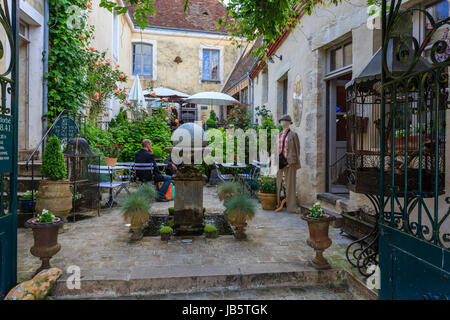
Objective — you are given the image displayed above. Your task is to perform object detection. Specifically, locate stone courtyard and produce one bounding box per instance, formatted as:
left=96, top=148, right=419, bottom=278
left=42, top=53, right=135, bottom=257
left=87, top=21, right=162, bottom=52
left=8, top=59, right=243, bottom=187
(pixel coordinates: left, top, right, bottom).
left=15, top=186, right=374, bottom=299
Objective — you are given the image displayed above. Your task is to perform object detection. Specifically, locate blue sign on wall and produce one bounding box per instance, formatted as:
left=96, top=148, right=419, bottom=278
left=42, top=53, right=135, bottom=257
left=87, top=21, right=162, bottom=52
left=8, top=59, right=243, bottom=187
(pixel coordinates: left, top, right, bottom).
left=0, top=114, right=12, bottom=174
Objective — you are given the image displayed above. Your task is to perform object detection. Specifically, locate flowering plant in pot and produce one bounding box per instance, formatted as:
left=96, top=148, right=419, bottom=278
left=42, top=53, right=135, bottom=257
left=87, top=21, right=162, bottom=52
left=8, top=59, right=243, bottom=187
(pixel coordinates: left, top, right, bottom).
left=257, top=176, right=277, bottom=210
left=301, top=202, right=336, bottom=270
left=99, top=143, right=123, bottom=167
left=160, top=226, right=173, bottom=241
left=25, top=209, right=66, bottom=274
left=121, top=184, right=156, bottom=242
left=224, top=194, right=256, bottom=240
left=18, top=190, right=37, bottom=213
left=36, top=136, right=72, bottom=222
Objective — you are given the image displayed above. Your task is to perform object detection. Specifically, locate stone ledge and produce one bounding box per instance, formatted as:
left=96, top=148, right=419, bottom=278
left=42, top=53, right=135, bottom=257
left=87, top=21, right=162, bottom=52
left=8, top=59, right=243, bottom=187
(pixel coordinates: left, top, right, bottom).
left=51, top=263, right=348, bottom=299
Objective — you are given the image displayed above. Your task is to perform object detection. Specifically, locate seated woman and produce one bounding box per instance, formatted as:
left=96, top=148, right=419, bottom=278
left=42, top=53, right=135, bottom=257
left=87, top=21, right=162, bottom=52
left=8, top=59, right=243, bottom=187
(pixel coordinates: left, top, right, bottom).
left=135, top=139, right=172, bottom=202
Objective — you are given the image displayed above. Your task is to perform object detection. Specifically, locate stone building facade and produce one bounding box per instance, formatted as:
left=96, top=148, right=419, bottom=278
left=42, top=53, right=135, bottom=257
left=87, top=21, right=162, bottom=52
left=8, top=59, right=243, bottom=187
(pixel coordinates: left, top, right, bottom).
left=246, top=0, right=449, bottom=218
left=88, top=0, right=242, bottom=122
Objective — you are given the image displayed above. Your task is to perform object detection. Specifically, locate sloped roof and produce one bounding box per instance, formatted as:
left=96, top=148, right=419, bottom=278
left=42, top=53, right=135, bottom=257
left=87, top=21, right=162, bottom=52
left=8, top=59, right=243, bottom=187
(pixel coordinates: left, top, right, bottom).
left=128, top=0, right=231, bottom=34
left=222, top=37, right=263, bottom=94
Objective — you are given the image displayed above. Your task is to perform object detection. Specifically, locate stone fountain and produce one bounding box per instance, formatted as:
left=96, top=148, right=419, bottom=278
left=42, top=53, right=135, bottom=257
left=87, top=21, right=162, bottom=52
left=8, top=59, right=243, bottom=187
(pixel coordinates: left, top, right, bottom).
left=171, top=123, right=209, bottom=236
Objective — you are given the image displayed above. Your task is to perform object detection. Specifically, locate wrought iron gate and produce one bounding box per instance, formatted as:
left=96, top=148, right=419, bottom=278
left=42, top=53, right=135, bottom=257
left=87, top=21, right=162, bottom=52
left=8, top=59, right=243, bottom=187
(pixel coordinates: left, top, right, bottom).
left=379, top=0, right=450, bottom=299
left=0, top=0, right=19, bottom=299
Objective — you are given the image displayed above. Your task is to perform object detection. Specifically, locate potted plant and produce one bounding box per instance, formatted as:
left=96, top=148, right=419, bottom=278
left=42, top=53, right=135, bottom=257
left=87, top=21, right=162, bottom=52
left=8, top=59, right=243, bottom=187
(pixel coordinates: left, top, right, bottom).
left=35, top=136, right=72, bottom=223
left=18, top=190, right=37, bottom=213
left=99, top=143, right=123, bottom=167
left=204, top=225, right=217, bottom=238
left=24, top=209, right=66, bottom=274
left=121, top=184, right=156, bottom=241
left=257, top=176, right=277, bottom=210
left=224, top=194, right=256, bottom=240
left=301, top=202, right=336, bottom=270
left=160, top=226, right=173, bottom=241
left=217, top=181, right=240, bottom=202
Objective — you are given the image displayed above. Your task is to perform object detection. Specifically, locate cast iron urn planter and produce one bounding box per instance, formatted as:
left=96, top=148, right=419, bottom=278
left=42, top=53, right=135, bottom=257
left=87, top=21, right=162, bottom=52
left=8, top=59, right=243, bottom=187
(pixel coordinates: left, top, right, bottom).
left=25, top=216, right=67, bottom=274
left=302, top=213, right=336, bottom=269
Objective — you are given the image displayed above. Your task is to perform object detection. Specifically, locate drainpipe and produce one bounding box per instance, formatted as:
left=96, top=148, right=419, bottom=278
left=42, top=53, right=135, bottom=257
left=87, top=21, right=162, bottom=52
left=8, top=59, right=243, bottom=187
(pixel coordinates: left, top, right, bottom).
left=42, top=0, right=49, bottom=152
left=248, top=72, right=254, bottom=124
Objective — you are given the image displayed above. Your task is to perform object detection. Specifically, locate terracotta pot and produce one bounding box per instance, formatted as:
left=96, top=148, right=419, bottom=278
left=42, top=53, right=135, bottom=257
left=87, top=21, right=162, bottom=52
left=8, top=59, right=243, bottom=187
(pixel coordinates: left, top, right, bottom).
left=161, top=232, right=172, bottom=241
left=35, top=180, right=72, bottom=220
left=258, top=192, right=277, bottom=210
left=105, top=157, right=118, bottom=167
left=25, top=216, right=66, bottom=274
left=301, top=213, right=336, bottom=269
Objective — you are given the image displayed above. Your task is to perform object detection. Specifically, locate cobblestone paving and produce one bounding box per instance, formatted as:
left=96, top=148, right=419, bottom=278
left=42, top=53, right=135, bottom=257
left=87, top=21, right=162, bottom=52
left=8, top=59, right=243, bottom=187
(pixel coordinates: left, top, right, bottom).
left=18, top=186, right=354, bottom=285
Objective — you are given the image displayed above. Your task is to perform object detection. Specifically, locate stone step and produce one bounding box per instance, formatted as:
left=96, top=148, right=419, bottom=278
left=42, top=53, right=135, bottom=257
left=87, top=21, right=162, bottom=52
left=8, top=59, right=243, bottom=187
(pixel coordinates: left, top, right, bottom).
left=51, top=263, right=350, bottom=299
left=19, top=149, right=39, bottom=162
left=299, top=204, right=343, bottom=228
left=17, top=176, right=43, bottom=193
left=18, top=161, right=42, bottom=177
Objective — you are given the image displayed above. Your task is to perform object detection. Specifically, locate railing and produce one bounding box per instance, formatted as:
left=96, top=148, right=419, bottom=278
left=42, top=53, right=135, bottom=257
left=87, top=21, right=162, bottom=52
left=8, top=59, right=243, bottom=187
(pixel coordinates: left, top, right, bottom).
left=24, top=109, right=87, bottom=214
left=329, top=153, right=348, bottom=186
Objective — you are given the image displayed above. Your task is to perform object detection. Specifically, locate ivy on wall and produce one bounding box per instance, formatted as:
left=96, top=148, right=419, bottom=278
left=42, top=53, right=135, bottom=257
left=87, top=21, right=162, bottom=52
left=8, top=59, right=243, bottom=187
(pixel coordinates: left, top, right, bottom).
left=46, top=0, right=91, bottom=121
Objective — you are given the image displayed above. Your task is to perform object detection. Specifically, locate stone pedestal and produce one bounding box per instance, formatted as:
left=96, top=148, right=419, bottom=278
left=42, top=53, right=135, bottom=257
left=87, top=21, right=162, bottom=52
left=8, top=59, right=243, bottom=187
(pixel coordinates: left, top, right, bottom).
left=173, top=165, right=207, bottom=236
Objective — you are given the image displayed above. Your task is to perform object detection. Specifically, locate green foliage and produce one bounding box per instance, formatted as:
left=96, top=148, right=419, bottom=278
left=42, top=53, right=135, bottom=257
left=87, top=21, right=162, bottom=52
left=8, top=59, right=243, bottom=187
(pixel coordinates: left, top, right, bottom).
left=160, top=226, right=173, bottom=234
left=168, top=207, right=174, bottom=215
left=98, top=143, right=124, bottom=158
left=309, top=202, right=324, bottom=218
left=224, top=194, right=256, bottom=224
left=121, top=192, right=151, bottom=226
left=42, top=136, right=67, bottom=180
left=47, top=0, right=91, bottom=120
left=22, top=190, right=37, bottom=200
left=137, top=183, right=158, bottom=204
left=152, top=145, right=163, bottom=159
left=204, top=225, right=217, bottom=233
left=206, top=118, right=218, bottom=129
left=209, top=110, right=217, bottom=121
left=217, top=181, right=240, bottom=202
left=226, top=105, right=252, bottom=130
left=38, top=209, right=56, bottom=223
left=168, top=217, right=174, bottom=227
left=258, top=176, right=277, bottom=194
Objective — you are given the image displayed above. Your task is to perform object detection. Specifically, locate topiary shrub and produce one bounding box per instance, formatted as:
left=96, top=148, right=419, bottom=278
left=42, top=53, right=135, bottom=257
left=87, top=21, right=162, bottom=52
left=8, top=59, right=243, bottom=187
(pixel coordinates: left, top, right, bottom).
left=160, top=226, right=173, bottom=234
left=42, top=136, right=67, bottom=180
left=204, top=225, right=218, bottom=238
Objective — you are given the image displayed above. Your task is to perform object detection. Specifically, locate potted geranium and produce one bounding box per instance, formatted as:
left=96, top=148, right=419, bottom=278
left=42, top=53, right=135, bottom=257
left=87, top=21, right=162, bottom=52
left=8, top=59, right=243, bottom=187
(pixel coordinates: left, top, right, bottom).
left=160, top=226, right=173, bottom=241
left=18, top=190, right=37, bottom=213
left=204, top=225, right=217, bottom=238
left=301, top=202, right=336, bottom=270
left=35, top=136, right=72, bottom=222
left=257, top=176, right=277, bottom=210
left=99, top=143, right=123, bottom=167
left=25, top=209, right=66, bottom=274
left=121, top=184, right=156, bottom=241
left=224, top=194, right=256, bottom=240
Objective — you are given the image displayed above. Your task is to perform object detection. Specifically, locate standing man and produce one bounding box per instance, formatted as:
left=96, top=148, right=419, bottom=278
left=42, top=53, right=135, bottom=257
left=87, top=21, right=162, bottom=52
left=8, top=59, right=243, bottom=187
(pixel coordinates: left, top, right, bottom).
left=276, top=115, right=300, bottom=213
left=135, top=139, right=172, bottom=202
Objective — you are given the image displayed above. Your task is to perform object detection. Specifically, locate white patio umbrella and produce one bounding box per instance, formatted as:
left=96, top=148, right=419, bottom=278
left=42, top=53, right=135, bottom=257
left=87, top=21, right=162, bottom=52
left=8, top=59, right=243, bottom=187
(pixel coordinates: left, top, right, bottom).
left=143, top=86, right=190, bottom=99
left=184, top=91, right=240, bottom=106
left=127, top=75, right=147, bottom=108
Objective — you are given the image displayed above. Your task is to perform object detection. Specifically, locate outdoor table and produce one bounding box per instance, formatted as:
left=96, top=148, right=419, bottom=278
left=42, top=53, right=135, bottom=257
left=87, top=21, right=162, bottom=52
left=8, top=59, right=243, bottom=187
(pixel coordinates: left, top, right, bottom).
left=221, top=163, right=248, bottom=180
left=98, top=165, right=130, bottom=207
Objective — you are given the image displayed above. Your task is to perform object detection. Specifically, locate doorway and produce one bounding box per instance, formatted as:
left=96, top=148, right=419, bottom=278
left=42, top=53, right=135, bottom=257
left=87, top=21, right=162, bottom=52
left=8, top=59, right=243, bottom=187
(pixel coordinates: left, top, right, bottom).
left=327, top=72, right=351, bottom=193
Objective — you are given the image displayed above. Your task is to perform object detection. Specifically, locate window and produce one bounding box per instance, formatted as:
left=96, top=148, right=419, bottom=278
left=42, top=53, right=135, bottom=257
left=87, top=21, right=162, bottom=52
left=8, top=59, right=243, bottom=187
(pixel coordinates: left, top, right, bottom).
left=425, top=0, right=449, bottom=30
left=241, top=88, right=248, bottom=105
left=112, top=12, right=119, bottom=60
left=133, top=43, right=152, bottom=77
left=282, top=78, right=288, bottom=115
left=202, top=49, right=220, bottom=81
left=329, top=42, right=352, bottom=72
